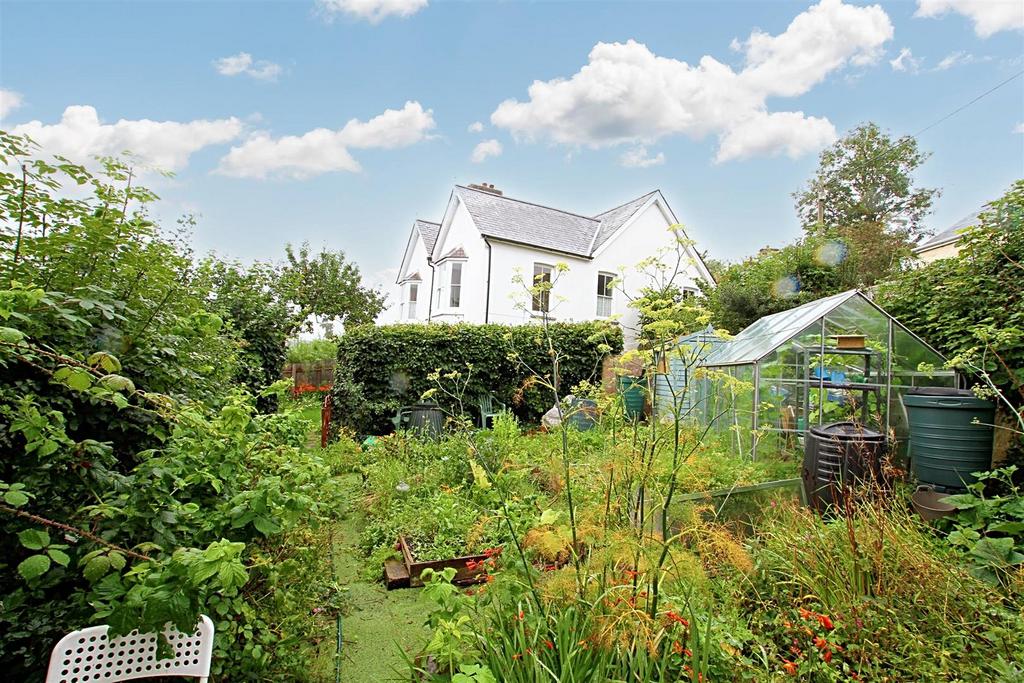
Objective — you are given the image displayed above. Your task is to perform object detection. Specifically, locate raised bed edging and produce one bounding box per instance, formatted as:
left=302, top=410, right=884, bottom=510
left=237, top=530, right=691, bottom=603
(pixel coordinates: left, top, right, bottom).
left=398, top=535, right=489, bottom=588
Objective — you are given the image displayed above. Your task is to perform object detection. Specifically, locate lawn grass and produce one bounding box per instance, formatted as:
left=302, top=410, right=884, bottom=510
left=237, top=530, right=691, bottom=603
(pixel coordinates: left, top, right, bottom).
left=309, top=473, right=429, bottom=682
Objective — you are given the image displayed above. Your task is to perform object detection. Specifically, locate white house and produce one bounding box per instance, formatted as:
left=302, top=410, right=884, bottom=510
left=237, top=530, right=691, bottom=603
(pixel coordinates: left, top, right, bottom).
left=394, top=183, right=714, bottom=347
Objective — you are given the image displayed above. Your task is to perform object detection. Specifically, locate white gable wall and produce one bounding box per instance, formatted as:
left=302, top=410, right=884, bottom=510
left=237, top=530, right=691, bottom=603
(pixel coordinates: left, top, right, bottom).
left=591, top=199, right=706, bottom=345
left=430, top=198, right=489, bottom=322
left=396, top=234, right=431, bottom=322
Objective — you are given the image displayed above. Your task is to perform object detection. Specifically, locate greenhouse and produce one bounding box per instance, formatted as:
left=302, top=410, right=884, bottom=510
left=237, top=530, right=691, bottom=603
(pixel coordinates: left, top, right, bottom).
left=694, top=290, right=957, bottom=458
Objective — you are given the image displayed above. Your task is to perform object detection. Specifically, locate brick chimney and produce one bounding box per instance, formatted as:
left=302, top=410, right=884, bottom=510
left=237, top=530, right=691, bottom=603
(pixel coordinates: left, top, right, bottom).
left=468, top=182, right=502, bottom=196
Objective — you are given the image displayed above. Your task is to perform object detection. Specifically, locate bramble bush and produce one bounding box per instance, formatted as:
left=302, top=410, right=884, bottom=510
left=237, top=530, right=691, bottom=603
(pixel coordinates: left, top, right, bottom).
left=330, top=321, right=623, bottom=435
left=0, top=131, right=348, bottom=679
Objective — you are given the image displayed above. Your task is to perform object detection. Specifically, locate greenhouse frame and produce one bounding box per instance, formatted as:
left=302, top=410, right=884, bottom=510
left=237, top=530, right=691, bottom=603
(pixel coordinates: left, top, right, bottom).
left=686, top=290, right=957, bottom=458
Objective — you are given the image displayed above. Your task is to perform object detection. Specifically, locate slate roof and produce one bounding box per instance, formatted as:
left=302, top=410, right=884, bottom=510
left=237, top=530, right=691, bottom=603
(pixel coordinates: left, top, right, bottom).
left=915, top=208, right=984, bottom=252
left=591, top=191, right=659, bottom=253
left=414, top=219, right=440, bottom=255
left=451, top=185, right=656, bottom=258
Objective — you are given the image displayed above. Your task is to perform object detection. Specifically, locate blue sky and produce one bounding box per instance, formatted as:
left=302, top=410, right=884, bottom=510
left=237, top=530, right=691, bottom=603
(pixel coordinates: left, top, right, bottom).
left=1, top=0, right=1022, bottom=290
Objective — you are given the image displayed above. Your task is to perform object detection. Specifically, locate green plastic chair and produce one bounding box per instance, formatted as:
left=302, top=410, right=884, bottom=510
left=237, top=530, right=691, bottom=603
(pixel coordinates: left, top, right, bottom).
left=478, top=394, right=506, bottom=428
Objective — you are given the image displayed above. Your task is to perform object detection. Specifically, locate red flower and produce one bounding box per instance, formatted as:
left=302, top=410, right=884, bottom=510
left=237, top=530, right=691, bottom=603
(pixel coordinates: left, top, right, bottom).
left=672, top=641, right=683, bottom=655
left=665, top=611, right=689, bottom=627
left=813, top=636, right=828, bottom=650
left=517, top=610, right=525, bottom=621
left=623, top=569, right=638, bottom=579
left=823, top=649, right=833, bottom=663
left=817, top=614, right=834, bottom=631
left=798, top=607, right=813, bottom=620
left=466, top=559, right=480, bottom=571
left=782, top=660, right=798, bottom=675
left=544, top=639, right=554, bottom=650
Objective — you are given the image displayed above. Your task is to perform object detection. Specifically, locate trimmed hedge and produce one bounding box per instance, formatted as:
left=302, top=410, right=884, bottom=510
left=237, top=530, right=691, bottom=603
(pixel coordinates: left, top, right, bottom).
left=331, top=321, right=623, bottom=435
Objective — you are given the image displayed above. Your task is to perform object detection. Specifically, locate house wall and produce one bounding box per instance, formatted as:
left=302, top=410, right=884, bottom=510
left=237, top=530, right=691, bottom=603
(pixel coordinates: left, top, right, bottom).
left=915, top=241, right=960, bottom=264
left=423, top=193, right=709, bottom=350
left=397, top=235, right=431, bottom=322
left=485, top=240, right=591, bottom=324
left=592, top=200, right=706, bottom=346
left=430, top=199, right=490, bottom=323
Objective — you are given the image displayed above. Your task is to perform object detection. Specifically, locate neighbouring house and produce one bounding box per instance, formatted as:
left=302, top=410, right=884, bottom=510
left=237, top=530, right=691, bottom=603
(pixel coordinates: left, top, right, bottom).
left=914, top=208, right=984, bottom=263
left=393, top=183, right=714, bottom=347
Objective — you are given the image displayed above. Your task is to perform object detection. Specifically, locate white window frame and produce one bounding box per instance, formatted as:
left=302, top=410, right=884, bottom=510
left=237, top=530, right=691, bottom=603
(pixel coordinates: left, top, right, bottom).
left=435, top=260, right=466, bottom=312
left=596, top=271, right=615, bottom=317
left=681, top=286, right=698, bottom=300
left=532, top=262, right=553, bottom=313
left=406, top=282, right=419, bottom=319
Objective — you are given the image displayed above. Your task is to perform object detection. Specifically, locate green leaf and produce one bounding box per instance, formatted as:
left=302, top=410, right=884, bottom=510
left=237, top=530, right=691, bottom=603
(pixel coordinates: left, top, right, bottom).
left=252, top=517, right=281, bottom=535
left=4, top=489, right=30, bottom=507
left=18, top=529, right=50, bottom=550
left=58, top=368, right=94, bottom=391
left=18, top=554, right=51, bottom=580
left=941, top=494, right=981, bottom=510
left=0, top=326, right=25, bottom=343
left=83, top=555, right=112, bottom=583
left=48, top=548, right=71, bottom=567
left=99, top=374, right=135, bottom=393
left=87, top=351, right=122, bottom=373
left=988, top=521, right=1024, bottom=535
left=971, top=537, right=1016, bottom=565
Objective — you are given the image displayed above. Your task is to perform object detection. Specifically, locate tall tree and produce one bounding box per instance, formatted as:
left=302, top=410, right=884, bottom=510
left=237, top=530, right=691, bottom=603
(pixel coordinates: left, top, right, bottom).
left=794, top=122, right=938, bottom=286
left=278, top=242, right=385, bottom=336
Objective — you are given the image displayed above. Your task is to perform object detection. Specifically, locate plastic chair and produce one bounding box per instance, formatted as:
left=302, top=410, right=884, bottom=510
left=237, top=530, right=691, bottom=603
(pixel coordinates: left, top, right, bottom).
left=478, top=394, right=506, bottom=428
left=45, top=615, right=214, bottom=683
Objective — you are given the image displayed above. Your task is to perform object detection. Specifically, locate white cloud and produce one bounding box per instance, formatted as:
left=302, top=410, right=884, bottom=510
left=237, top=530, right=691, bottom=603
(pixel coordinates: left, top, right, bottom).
left=467, top=121, right=485, bottom=133
left=933, top=50, right=990, bottom=70
left=619, top=146, right=665, bottom=168
left=890, top=47, right=921, bottom=73
left=490, top=0, right=892, bottom=163
left=9, top=105, right=242, bottom=170
left=716, top=111, right=836, bottom=162
left=916, top=0, right=1023, bottom=38
left=470, top=139, right=502, bottom=163
left=1015, top=122, right=1024, bottom=134
left=316, top=0, right=428, bottom=24
left=0, top=89, right=23, bottom=119
left=217, top=101, right=435, bottom=179
left=214, top=52, right=283, bottom=81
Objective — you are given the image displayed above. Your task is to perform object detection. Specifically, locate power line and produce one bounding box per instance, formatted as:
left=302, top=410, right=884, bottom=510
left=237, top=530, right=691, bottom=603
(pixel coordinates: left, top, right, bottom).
left=912, top=69, right=1024, bottom=138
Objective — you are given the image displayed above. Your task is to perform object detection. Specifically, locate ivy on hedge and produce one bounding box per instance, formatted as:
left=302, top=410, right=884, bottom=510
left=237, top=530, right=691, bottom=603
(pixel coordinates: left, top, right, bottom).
left=331, top=321, right=623, bottom=435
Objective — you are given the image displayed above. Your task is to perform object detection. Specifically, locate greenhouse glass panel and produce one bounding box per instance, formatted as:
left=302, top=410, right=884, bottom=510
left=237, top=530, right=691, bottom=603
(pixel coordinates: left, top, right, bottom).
left=683, top=290, right=957, bottom=459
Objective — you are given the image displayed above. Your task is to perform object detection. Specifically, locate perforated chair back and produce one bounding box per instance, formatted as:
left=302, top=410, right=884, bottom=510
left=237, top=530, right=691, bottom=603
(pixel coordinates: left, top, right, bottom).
left=45, top=615, right=214, bottom=683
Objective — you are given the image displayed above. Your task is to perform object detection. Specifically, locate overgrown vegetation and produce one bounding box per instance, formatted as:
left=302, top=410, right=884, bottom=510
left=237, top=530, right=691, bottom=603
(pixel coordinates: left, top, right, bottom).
left=0, top=132, right=364, bottom=679
left=330, top=321, right=623, bottom=435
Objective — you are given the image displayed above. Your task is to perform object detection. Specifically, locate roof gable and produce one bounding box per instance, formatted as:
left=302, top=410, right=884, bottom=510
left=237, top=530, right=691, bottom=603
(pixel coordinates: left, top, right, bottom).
left=915, top=209, right=984, bottom=252
left=591, top=190, right=658, bottom=252
left=414, top=219, right=440, bottom=255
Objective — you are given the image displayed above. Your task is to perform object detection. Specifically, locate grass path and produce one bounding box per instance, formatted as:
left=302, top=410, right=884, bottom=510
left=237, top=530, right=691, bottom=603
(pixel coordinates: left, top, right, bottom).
left=314, top=472, right=427, bottom=682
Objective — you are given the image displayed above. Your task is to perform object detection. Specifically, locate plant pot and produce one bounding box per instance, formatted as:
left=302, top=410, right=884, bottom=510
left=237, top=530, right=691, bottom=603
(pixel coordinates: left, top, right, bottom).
left=831, top=335, right=866, bottom=349
left=910, top=486, right=956, bottom=522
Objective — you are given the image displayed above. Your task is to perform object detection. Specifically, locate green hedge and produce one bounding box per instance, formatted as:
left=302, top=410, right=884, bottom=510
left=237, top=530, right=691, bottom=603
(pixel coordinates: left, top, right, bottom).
left=331, top=321, right=623, bottom=435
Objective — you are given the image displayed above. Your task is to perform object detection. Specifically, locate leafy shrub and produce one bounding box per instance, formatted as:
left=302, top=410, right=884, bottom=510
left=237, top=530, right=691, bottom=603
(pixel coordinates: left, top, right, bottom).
left=331, top=321, right=622, bottom=434
left=876, top=181, right=1023, bottom=428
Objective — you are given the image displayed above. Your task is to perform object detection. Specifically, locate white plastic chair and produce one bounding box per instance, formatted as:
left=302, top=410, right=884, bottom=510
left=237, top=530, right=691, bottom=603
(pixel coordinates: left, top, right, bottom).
left=45, top=615, right=214, bottom=683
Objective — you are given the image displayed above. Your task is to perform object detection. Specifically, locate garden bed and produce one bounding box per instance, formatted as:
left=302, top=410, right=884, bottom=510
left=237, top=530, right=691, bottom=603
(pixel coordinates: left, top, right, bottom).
left=385, top=535, right=491, bottom=589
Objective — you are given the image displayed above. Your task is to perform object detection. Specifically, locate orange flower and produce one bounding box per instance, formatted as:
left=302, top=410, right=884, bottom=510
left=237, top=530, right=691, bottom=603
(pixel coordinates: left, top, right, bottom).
left=817, top=614, right=834, bottom=631
left=512, top=653, right=522, bottom=661
left=672, top=640, right=683, bottom=655
left=798, top=607, right=814, bottom=620
left=544, top=639, right=554, bottom=650
left=813, top=636, right=828, bottom=650
left=782, top=660, right=798, bottom=675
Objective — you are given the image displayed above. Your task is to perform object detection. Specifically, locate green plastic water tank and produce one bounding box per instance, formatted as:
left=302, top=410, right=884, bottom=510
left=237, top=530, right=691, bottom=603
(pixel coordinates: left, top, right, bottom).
left=903, top=388, right=994, bottom=491
left=618, top=376, right=645, bottom=420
